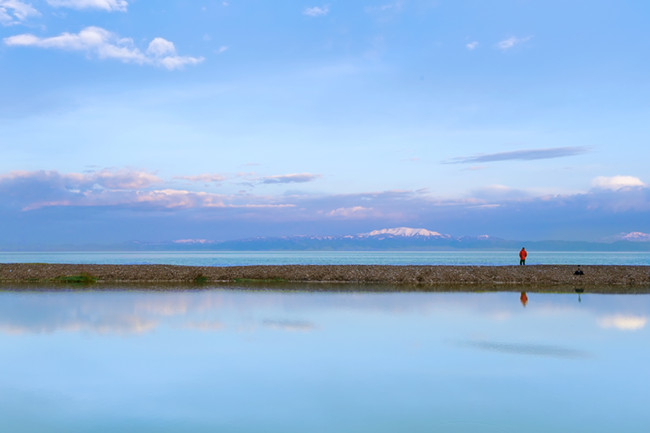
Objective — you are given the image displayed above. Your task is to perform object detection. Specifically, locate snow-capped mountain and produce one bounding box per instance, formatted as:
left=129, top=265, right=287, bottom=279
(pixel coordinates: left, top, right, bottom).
left=360, top=227, right=451, bottom=239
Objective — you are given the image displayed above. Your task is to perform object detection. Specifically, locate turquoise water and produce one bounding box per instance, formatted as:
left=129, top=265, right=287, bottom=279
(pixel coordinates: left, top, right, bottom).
left=1, top=250, right=650, bottom=266
left=0, top=288, right=648, bottom=432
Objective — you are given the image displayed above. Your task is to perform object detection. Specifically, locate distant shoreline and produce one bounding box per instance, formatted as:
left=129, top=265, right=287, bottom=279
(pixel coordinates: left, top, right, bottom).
left=1, top=263, right=649, bottom=292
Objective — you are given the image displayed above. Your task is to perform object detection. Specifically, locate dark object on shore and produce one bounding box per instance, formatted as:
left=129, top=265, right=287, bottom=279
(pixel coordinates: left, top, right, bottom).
left=574, top=265, right=584, bottom=276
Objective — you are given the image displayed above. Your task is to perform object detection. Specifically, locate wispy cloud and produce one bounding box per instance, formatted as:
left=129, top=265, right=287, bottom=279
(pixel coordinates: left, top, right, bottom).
left=175, top=174, right=227, bottom=184
left=45, top=0, right=128, bottom=12
left=466, top=41, right=478, bottom=50
left=327, top=206, right=375, bottom=219
left=366, top=1, right=404, bottom=13
left=4, top=26, right=204, bottom=70
left=497, top=35, right=532, bottom=51
left=303, top=5, right=328, bottom=17
left=470, top=184, right=530, bottom=201
left=183, top=320, right=224, bottom=331
left=260, top=173, right=321, bottom=184
left=444, top=146, right=589, bottom=164
left=592, top=175, right=645, bottom=191
left=0, top=0, right=39, bottom=26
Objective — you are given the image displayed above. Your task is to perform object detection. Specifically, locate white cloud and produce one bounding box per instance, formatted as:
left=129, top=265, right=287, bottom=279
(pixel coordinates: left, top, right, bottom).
left=303, top=5, right=328, bottom=17
left=497, top=35, right=532, bottom=51
left=45, top=0, right=128, bottom=12
left=466, top=41, right=478, bottom=50
left=157, top=54, right=203, bottom=70
left=216, top=45, right=229, bottom=54
left=4, top=26, right=204, bottom=70
left=592, top=176, right=645, bottom=191
left=327, top=206, right=374, bottom=218
left=619, top=232, right=650, bottom=242
left=147, top=37, right=176, bottom=57
left=598, top=315, right=647, bottom=331
left=0, top=0, right=39, bottom=26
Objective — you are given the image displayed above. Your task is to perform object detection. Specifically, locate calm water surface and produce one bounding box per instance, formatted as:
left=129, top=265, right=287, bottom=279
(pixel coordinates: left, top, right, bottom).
left=2, top=250, right=650, bottom=266
left=0, top=287, right=648, bottom=432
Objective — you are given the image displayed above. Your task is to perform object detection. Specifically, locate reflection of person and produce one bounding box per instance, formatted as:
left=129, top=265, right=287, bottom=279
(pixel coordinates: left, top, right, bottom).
left=574, top=265, right=584, bottom=275
left=519, top=247, right=527, bottom=265
left=520, top=292, right=528, bottom=307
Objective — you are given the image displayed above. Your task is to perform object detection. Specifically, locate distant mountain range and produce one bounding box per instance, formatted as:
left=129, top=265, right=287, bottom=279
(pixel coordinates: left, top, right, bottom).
left=13, top=227, right=649, bottom=252
left=152, top=227, right=650, bottom=252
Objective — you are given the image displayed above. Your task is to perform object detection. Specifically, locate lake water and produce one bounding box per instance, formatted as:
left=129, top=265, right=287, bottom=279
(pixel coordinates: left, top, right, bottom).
left=0, top=287, right=648, bottom=432
left=2, top=250, right=650, bottom=266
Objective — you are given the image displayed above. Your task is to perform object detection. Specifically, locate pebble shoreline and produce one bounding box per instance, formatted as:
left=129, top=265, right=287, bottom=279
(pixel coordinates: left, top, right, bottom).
left=1, top=263, right=649, bottom=292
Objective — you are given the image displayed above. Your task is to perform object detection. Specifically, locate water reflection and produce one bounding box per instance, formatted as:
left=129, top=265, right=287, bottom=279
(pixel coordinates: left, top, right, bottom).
left=460, top=340, right=591, bottom=359
left=520, top=291, right=528, bottom=307
left=0, top=288, right=648, bottom=432
left=598, top=314, right=647, bottom=330
left=1, top=288, right=647, bottom=336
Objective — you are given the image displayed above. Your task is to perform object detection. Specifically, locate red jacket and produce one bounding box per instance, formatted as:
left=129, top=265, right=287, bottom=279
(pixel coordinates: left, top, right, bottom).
left=519, top=249, right=527, bottom=259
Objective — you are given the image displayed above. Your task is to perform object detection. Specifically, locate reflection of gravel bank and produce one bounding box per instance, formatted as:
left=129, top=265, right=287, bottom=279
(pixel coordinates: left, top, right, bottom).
left=1, top=264, right=649, bottom=291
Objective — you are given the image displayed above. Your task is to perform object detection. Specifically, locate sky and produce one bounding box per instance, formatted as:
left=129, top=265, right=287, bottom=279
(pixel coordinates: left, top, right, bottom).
left=1, top=0, right=650, bottom=247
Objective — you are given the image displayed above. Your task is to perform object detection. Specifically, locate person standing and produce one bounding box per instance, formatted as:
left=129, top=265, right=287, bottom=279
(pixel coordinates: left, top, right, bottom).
left=519, top=247, right=527, bottom=265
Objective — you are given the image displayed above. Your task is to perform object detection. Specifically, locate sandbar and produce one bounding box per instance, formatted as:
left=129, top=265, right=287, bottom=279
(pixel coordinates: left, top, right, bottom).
left=1, top=263, right=649, bottom=292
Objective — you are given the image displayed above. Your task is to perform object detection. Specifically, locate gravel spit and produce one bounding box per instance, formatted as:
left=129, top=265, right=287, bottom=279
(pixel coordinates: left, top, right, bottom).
left=1, top=264, right=649, bottom=292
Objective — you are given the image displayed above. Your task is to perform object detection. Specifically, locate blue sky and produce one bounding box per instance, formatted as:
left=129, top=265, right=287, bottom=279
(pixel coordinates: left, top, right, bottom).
left=1, top=0, right=650, bottom=246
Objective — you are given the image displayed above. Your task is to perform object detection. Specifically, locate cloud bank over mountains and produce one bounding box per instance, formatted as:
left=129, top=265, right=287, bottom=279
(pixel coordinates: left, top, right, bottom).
left=0, top=168, right=648, bottom=247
